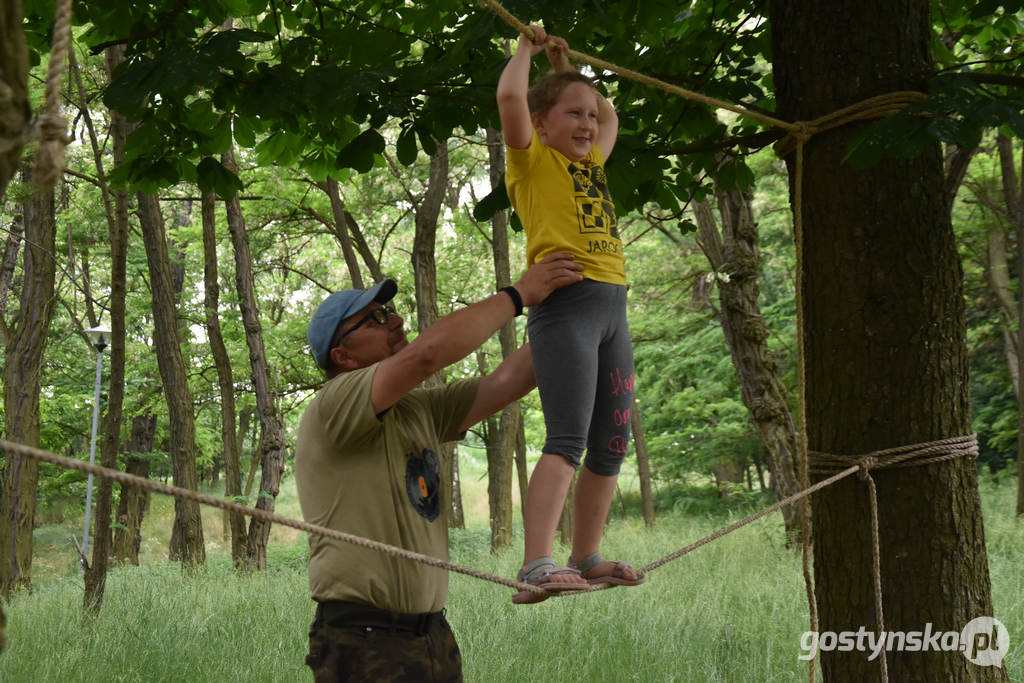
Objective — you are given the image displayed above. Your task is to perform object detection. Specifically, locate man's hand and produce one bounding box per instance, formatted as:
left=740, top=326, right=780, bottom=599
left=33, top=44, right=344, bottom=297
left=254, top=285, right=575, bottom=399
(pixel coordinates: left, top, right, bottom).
left=513, top=252, right=584, bottom=307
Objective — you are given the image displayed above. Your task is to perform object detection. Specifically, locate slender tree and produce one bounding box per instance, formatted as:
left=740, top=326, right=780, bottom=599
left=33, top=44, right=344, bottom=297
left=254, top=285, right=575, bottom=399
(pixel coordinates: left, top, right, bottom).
left=137, top=191, right=205, bottom=567
left=222, top=147, right=287, bottom=570
left=201, top=189, right=247, bottom=565
left=692, top=167, right=802, bottom=536
left=81, top=45, right=130, bottom=612
left=0, top=160, right=57, bottom=598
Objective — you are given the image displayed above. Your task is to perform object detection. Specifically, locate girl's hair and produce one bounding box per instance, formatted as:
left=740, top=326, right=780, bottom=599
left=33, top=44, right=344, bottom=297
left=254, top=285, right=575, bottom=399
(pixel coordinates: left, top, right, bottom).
left=526, top=71, right=596, bottom=116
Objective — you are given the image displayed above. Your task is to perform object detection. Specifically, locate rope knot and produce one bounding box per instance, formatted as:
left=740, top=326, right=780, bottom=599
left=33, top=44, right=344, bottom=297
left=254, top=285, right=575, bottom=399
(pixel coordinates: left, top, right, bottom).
left=857, top=455, right=877, bottom=480
left=792, top=122, right=815, bottom=143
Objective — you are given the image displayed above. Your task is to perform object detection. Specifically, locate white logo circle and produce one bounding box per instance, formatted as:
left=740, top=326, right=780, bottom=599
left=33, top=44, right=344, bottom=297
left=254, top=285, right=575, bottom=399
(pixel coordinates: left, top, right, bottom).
left=961, top=616, right=1009, bottom=667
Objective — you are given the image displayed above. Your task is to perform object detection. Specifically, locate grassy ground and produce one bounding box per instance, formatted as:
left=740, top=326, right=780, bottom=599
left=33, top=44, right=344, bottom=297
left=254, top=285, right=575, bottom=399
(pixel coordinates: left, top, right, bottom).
left=2, top=452, right=1022, bottom=681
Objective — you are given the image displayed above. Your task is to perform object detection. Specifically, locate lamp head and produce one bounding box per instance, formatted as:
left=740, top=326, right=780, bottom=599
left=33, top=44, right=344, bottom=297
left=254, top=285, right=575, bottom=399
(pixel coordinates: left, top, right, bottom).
left=84, top=326, right=111, bottom=352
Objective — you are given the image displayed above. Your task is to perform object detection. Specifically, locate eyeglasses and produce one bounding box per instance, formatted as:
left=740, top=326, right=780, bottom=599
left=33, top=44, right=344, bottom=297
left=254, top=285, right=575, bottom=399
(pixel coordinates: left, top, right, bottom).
left=334, top=306, right=397, bottom=345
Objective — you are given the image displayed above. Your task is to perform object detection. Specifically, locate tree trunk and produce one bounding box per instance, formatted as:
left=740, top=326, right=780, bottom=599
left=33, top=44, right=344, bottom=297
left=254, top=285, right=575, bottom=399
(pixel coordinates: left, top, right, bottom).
left=0, top=0, right=29, bottom=200
left=113, top=414, right=155, bottom=565
left=630, top=408, right=656, bottom=528
left=321, top=176, right=365, bottom=289
left=222, top=147, right=287, bottom=571
left=201, top=189, right=246, bottom=566
left=694, top=186, right=802, bottom=537
left=484, top=127, right=517, bottom=550
left=0, top=213, right=23, bottom=325
left=992, top=133, right=1024, bottom=518
left=0, top=160, right=56, bottom=598
left=411, top=140, right=460, bottom=526
left=771, top=1, right=1006, bottom=680
left=137, top=192, right=205, bottom=567
left=83, top=44, right=130, bottom=613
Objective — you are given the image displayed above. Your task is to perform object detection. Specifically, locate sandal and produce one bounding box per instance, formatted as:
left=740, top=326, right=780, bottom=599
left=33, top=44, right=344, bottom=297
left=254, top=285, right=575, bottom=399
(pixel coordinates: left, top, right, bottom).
left=568, top=552, right=645, bottom=587
left=511, top=556, right=587, bottom=604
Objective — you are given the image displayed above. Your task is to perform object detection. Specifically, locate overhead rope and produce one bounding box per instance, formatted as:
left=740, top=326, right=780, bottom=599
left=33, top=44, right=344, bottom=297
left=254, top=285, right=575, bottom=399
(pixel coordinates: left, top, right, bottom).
left=32, top=0, right=75, bottom=189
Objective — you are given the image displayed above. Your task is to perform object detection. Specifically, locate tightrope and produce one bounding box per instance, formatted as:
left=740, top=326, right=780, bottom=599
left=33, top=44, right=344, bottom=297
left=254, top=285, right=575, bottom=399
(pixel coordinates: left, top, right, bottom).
left=0, top=440, right=547, bottom=596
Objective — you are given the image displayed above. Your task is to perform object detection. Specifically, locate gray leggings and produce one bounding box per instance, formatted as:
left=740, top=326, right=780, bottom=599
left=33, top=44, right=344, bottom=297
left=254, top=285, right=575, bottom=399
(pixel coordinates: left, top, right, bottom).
left=527, top=279, right=634, bottom=476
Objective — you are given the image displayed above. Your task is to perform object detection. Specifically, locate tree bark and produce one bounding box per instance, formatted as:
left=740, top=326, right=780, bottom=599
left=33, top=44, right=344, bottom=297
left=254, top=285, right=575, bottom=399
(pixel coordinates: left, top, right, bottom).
left=201, top=189, right=246, bottom=566
left=0, top=160, right=56, bottom=598
left=321, top=176, right=365, bottom=289
left=694, top=186, right=802, bottom=536
left=113, top=414, right=155, bottom=565
left=137, top=191, right=205, bottom=567
left=0, top=0, right=29, bottom=200
left=411, top=140, right=460, bottom=525
left=484, top=127, right=517, bottom=550
left=630, top=408, right=656, bottom=528
left=0, top=213, right=23, bottom=321
left=992, top=133, right=1024, bottom=518
left=222, top=147, right=287, bottom=571
left=771, top=1, right=1006, bottom=680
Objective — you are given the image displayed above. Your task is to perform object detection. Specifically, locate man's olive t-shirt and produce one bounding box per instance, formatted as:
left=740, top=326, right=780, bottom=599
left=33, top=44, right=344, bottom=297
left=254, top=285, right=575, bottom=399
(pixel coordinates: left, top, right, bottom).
left=295, top=363, right=479, bottom=614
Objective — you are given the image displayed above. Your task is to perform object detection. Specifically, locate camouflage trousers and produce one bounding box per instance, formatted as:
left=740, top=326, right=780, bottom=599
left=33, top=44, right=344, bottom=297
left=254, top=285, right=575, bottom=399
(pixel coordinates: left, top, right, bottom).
left=306, top=601, right=462, bottom=682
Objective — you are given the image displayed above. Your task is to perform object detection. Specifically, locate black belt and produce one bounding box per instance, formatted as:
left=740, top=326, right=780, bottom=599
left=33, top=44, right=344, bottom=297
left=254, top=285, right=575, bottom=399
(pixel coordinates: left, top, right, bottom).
left=316, top=600, right=445, bottom=636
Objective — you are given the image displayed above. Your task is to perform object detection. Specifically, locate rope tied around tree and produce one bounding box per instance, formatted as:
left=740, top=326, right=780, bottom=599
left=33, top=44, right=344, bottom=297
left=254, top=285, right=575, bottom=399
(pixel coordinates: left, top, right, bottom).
left=805, top=434, right=979, bottom=683
left=32, top=0, right=75, bottom=190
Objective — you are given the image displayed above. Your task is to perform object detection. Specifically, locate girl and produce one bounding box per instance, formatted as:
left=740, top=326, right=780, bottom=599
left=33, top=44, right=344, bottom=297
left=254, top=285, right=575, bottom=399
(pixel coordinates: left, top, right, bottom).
left=497, top=26, right=643, bottom=603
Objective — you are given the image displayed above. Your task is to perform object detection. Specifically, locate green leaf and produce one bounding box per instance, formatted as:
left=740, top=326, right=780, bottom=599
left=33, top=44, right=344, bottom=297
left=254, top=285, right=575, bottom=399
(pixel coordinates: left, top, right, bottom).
left=198, top=116, right=233, bottom=156
left=396, top=125, right=418, bottom=166
left=197, top=157, right=244, bottom=199
left=473, top=178, right=510, bottom=221
left=336, top=129, right=386, bottom=173
left=232, top=116, right=256, bottom=148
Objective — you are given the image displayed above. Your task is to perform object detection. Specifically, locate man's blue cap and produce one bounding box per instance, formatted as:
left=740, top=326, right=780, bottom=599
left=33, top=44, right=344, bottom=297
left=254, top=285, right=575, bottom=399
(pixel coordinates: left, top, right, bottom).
left=307, top=279, right=397, bottom=369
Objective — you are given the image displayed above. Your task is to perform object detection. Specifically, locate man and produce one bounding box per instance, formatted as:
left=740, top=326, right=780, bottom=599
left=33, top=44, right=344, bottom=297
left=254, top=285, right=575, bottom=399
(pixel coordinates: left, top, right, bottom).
left=295, top=253, right=583, bottom=682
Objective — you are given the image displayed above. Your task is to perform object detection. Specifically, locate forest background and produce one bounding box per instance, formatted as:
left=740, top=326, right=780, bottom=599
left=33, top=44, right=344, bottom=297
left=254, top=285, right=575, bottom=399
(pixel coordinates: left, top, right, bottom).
left=0, top=0, right=1023, bottom=657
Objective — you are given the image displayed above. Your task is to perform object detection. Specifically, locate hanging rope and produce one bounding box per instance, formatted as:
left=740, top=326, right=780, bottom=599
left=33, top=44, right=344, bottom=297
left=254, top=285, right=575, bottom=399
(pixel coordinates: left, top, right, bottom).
left=32, top=0, right=75, bottom=189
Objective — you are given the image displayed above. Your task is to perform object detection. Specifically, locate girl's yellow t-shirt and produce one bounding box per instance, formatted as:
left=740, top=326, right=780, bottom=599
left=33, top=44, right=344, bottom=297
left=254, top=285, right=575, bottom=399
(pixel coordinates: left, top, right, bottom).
left=505, top=130, right=625, bottom=285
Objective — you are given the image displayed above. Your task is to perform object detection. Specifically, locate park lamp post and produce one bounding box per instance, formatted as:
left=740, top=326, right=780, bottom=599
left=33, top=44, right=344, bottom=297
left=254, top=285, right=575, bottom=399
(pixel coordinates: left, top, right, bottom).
left=81, top=326, right=110, bottom=565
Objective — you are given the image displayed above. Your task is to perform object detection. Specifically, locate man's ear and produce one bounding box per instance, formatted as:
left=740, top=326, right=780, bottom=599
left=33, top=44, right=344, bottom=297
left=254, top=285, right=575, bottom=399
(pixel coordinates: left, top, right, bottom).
left=329, top=345, right=359, bottom=371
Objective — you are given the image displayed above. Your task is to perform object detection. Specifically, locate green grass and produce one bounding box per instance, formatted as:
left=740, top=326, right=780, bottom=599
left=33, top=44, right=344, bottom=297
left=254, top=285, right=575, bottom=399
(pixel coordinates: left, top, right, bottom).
left=2, top=464, right=1022, bottom=681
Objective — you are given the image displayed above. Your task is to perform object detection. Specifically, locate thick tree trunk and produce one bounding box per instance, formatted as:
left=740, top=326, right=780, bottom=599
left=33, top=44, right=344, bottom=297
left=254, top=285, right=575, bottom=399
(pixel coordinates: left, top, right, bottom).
left=201, top=189, right=246, bottom=566
left=0, top=0, right=29, bottom=200
left=771, top=1, right=1006, bottom=680
left=83, top=45, right=130, bottom=613
left=694, top=187, right=802, bottom=536
left=222, top=148, right=287, bottom=571
left=484, top=127, right=517, bottom=550
left=113, top=414, right=155, bottom=565
left=137, top=192, right=205, bottom=567
left=0, top=161, right=56, bottom=598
